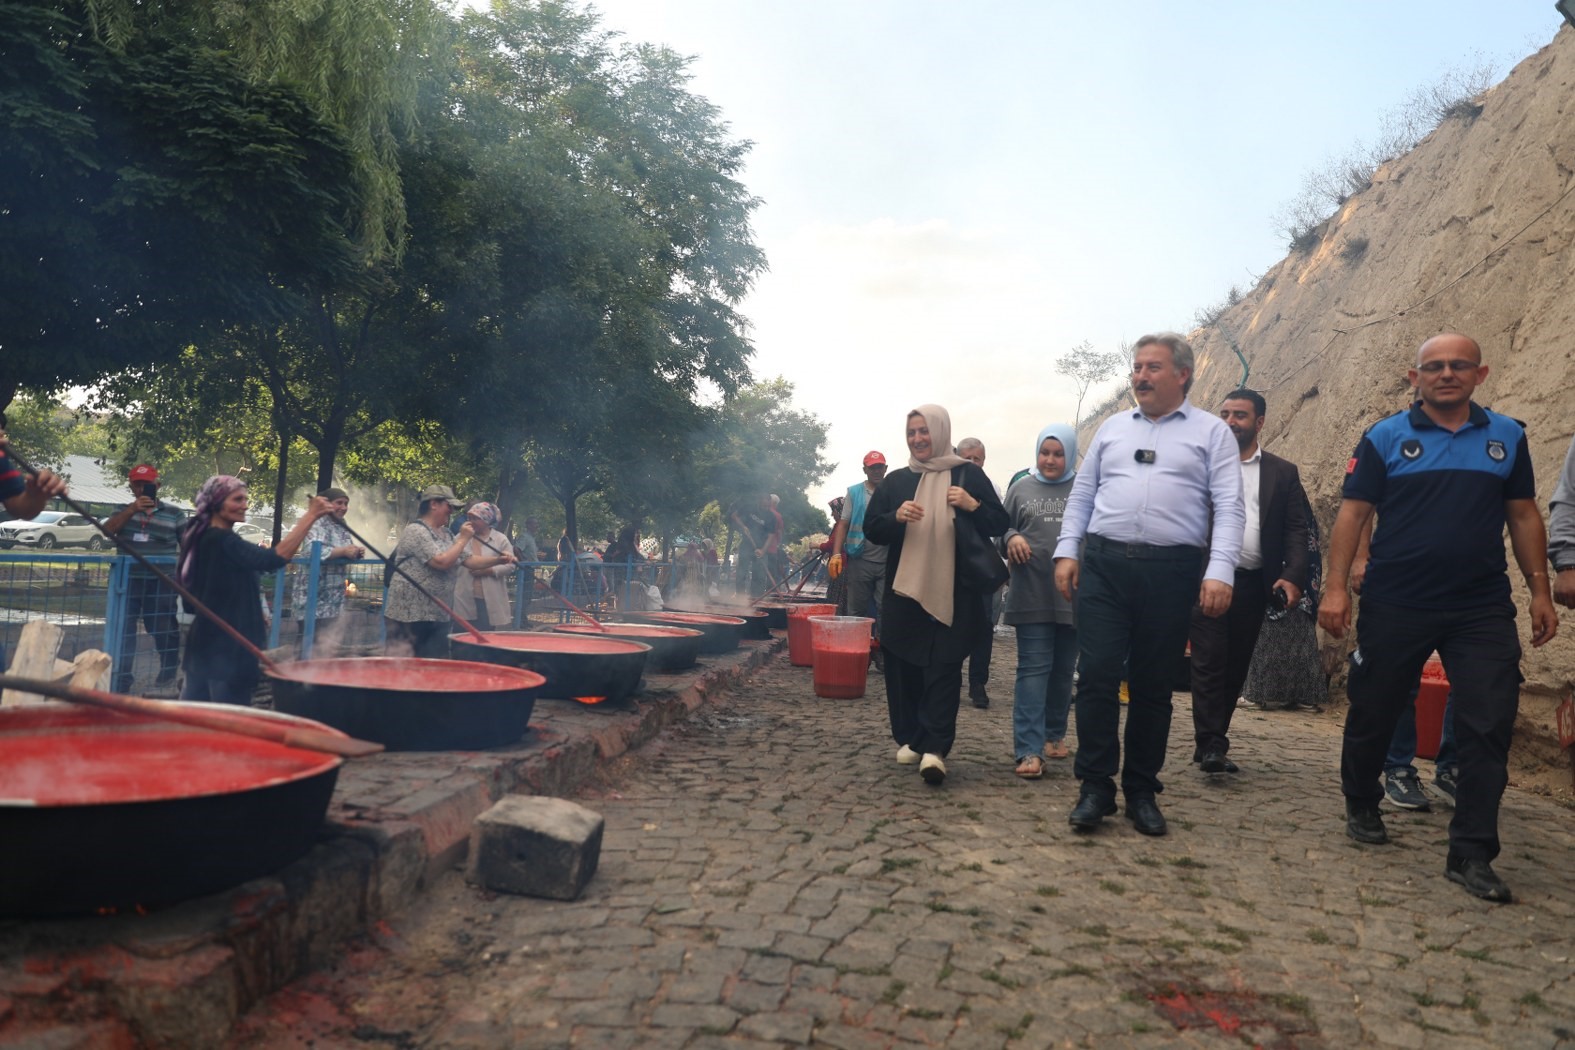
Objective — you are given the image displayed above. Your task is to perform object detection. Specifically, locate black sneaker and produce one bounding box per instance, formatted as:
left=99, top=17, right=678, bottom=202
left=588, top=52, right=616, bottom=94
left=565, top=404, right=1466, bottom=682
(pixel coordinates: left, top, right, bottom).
left=1433, top=766, right=1458, bottom=804
left=1345, top=802, right=1389, bottom=844
left=969, top=685, right=989, bottom=709
left=1383, top=769, right=1431, bottom=811
left=1445, top=854, right=1512, bottom=903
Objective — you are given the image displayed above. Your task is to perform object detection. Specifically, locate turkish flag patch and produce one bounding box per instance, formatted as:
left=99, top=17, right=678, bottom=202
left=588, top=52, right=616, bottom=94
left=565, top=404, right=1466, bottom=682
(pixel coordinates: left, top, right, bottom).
left=1345, top=456, right=1358, bottom=475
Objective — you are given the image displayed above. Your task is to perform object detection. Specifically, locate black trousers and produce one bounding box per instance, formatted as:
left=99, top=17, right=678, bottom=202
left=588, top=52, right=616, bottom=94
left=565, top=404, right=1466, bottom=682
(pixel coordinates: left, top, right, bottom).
left=883, top=648, right=964, bottom=758
left=388, top=620, right=451, bottom=660
left=1071, top=535, right=1204, bottom=801
left=1339, top=597, right=1521, bottom=862
left=967, top=591, right=996, bottom=688
left=1188, top=567, right=1268, bottom=755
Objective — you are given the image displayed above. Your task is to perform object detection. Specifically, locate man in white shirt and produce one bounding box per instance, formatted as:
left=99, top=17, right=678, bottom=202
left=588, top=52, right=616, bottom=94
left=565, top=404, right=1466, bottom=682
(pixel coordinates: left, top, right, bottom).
left=1054, top=333, right=1245, bottom=837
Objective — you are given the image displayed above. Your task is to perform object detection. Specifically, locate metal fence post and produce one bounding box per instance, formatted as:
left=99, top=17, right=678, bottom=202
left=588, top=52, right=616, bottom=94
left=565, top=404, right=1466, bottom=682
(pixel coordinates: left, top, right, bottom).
left=302, top=542, right=323, bottom=659
left=104, top=556, right=132, bottom=686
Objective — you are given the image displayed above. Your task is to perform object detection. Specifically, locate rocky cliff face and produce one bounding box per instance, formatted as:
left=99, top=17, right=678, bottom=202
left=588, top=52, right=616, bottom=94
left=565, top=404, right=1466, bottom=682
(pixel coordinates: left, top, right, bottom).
left=1093, top=28, right=1575, bottom=748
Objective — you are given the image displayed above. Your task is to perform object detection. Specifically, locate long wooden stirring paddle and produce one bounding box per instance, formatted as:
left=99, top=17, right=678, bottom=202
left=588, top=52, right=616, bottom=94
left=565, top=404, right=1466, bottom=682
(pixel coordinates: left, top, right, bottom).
left=0, top=674, right=383, bottom=758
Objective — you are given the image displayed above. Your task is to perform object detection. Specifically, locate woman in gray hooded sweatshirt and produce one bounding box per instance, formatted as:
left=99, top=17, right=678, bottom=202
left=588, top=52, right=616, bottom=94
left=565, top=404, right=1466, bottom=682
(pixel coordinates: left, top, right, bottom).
left=1001, top=423, right=1079, bottom=778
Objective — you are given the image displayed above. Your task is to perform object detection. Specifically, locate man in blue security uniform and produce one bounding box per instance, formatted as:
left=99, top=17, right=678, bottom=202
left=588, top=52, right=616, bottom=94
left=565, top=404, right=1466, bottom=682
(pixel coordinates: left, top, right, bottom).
left=1320, top=333, right=1558, bottom=903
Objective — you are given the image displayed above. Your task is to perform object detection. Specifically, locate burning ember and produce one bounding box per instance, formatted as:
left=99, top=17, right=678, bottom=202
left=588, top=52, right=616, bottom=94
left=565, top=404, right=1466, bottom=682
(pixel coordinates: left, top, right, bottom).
left=573, top=696, right=609, bottom=705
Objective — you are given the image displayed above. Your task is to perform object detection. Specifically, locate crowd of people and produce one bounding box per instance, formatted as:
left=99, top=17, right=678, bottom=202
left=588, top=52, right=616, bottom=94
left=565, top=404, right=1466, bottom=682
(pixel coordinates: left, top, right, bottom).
left=837, top=331, right=1573, bottom=905
left=5, top=328, right=1575, bottom=903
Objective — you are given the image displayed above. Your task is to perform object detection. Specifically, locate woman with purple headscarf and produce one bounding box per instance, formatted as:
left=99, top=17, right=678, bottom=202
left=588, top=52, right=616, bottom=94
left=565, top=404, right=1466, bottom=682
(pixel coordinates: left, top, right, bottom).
left=176, top=477, right=332, bottom=703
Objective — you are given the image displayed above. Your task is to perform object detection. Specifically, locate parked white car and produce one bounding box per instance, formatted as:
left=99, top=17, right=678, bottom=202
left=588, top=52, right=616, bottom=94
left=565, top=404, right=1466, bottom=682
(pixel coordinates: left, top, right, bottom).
left=0, top=511, right=107, bottom=551
left=234, top=522, right=270, bottom=543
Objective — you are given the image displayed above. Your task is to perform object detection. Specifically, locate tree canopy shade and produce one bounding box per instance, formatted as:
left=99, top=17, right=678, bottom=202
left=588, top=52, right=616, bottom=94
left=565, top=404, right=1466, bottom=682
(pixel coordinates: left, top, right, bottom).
left=0, top=1, right=365, bottom=405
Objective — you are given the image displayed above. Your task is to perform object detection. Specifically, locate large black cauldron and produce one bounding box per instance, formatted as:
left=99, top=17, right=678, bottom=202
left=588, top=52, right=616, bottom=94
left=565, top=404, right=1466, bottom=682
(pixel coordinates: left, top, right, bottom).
left=0, top=704, right=344, bottom=916
left=449, top=631, right=650, bottom=704
left=268, top=657, right=543, bottom=751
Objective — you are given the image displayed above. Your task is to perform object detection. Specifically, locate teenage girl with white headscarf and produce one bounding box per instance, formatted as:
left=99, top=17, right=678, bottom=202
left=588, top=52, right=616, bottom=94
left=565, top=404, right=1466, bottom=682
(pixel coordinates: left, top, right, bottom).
left=1001, top=423, right=1080, bottom=778
left=863, top=405, right=1009, bottom=785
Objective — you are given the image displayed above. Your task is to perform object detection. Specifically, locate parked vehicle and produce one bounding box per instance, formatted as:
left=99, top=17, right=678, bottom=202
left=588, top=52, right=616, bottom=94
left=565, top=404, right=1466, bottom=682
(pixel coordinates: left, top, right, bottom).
left=0, top=511, right=106, bottom=551
left=234, top=522, right=270, bottom=543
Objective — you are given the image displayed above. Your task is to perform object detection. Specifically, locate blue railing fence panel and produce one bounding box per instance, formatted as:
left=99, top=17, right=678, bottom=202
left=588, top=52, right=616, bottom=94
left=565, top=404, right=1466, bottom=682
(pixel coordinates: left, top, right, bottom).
left=1, top=550, right=684, bottom=691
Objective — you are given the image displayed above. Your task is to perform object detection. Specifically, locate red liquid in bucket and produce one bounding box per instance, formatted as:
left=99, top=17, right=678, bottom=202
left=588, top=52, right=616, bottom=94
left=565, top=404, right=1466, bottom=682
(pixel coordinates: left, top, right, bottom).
left=813, top=646, right=870, bottom=698
left=787, top=604, right=837, bottom=666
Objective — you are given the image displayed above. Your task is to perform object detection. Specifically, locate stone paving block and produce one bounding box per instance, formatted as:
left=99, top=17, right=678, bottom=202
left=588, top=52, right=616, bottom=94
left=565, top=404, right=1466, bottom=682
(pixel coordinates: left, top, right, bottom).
left=467, top=795, right=604, bottom=901
left=736, top=1010, right=814, bottom=1043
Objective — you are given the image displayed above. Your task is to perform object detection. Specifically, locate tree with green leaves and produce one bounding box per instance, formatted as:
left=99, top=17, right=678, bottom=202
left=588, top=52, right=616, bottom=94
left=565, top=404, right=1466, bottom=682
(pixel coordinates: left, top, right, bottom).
left=1, top=0, right=367, bottom=407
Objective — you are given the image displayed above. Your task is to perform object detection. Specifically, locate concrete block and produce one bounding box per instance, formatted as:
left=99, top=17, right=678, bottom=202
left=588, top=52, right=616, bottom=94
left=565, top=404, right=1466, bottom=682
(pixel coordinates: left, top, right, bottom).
left=467, top=796, right=604, bottom=900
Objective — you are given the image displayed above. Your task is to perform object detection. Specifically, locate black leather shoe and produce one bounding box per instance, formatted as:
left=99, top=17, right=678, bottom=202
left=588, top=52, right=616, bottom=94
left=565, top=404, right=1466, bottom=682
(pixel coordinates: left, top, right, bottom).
left=1199, top=750, right=1239, bottom=774
left=1345, top=803, right=1389, bottom=844
left=1068, top=791, right=1117, bottom=830
left=969, top=685, right=989, bottom=709
left=1446, top=855, right=1512, bottom=903
left=1125, top=797, right=1168, bottom=836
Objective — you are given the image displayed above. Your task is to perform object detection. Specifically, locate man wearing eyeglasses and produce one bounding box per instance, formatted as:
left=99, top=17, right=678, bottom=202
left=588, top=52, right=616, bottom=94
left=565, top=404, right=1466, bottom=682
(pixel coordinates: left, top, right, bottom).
left=1053, top=333, right=1244, bottom=837
left=1320, top=333, right=1557, bottom=903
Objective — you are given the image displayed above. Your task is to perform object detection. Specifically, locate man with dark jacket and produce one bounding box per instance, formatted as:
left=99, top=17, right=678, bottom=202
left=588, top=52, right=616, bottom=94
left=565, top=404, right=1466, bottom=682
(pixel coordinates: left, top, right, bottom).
left=1188, top=390, right=1310, bottom=774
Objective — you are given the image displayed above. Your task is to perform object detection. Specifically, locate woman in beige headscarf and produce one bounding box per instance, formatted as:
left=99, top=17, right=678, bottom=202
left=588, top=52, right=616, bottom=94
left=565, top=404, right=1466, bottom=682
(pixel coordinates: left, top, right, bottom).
left=864, top=405, right=1009, bottom=785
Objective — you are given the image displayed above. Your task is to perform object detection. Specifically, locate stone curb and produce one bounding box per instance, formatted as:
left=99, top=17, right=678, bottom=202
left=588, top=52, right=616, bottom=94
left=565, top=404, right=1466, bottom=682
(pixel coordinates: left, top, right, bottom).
left=0, top=635, right=786, bottom=1049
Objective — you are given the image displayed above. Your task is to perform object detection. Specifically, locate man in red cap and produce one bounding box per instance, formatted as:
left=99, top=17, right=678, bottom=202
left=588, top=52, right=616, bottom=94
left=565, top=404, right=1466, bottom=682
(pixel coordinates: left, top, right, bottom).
left=103, top=465, right=187, bottom=691
left=829, top=451, right=890, bottom=667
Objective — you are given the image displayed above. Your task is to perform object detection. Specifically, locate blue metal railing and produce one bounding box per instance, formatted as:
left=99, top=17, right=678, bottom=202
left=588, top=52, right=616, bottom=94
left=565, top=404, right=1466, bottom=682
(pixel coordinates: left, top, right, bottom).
left=0, top=547, right=679, bottom=691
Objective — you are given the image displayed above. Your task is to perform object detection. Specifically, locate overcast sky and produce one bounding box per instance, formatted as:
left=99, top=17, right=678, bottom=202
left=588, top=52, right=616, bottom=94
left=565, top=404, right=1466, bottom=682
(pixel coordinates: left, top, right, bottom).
left=517, top=1, right=1562, bottom=506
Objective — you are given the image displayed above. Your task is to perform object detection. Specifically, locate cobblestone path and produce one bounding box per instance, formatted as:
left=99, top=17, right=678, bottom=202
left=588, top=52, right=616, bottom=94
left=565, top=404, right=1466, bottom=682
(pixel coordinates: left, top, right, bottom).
left=231, top=640, right=1575, bottom=1049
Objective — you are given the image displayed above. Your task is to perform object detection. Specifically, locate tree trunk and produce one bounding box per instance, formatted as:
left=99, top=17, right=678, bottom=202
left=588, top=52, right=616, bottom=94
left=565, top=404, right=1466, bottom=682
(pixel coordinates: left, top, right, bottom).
left=273, top=426, right=290, bottom=545
left=561, top=495, right=579, bottom=551
left=316, top=412, right=346, bottom=493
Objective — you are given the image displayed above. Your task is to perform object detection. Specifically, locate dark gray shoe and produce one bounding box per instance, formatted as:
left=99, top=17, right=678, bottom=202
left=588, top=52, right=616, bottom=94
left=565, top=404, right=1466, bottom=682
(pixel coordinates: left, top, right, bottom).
left=1383, top=769, right=1431, bottom=812
left=1346, top=803, right=1389, bottom=844
left=1446, top=855, right=1511, bottom=902
left=1433, top=766, right=1458, bottom=804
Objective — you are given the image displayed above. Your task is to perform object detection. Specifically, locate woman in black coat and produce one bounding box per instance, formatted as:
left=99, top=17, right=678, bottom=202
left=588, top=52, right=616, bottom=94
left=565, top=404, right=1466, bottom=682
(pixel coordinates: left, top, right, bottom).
left=864, top=404, right=1009, bottom=785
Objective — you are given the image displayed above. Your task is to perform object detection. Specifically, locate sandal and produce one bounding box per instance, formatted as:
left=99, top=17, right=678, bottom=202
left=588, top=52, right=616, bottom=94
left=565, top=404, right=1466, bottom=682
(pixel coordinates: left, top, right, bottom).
left=1014, top=755, right=1045, bottom=780
left=1043, top=739, right=1070, bottom=760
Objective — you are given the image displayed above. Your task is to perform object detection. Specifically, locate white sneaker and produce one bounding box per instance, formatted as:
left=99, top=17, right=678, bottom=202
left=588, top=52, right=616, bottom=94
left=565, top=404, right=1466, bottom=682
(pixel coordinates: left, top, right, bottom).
left=896, top=744, right=920, bottom=765
left=920, top=753, right=947, bottom=784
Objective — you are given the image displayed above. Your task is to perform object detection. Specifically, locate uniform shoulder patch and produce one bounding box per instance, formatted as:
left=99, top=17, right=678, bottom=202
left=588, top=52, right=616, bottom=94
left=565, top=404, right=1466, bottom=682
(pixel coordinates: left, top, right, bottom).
left=1345, top=456, right=1358, bottom=475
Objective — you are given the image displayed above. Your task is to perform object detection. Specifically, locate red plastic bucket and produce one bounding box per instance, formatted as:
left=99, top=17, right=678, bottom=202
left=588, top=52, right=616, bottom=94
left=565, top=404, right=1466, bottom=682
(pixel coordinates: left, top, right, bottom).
left=1415, top=657, right=1449, bottom=760
left=809, top=615, right=873, bottom=698
left=786, top=603, right=837, bottom=666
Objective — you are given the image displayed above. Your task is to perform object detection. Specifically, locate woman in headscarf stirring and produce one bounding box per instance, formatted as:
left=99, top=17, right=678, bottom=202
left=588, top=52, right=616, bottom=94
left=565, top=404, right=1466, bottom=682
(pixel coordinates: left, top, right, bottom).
left=864, top=405, right=1009, bottom=784
left=1001, top=424, right=1080, bottom=778
left=177, top=477, right=332, bottom=704
left=452, top=502, right=518, bottom=632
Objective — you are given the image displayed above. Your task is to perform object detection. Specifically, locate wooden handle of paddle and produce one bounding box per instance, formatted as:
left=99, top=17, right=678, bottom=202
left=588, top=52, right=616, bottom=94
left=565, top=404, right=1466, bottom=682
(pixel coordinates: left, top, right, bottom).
left=0, top=674, right=384, bottom=758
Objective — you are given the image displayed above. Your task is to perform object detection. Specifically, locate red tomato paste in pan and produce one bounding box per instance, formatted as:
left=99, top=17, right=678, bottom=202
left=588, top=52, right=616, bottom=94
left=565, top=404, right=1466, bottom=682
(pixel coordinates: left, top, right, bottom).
left=0, top=708, right=340, bottom=807
left=468, top=633, right=650, bottom=655
left=278, top=657, right=540, bottom=692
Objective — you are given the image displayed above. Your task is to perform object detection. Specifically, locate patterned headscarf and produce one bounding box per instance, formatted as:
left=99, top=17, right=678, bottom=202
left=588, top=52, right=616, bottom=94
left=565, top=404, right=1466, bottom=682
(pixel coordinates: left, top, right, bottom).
left=177, top=475, right=246, bottom=586
left=466, top=501, right=501, bottom=528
